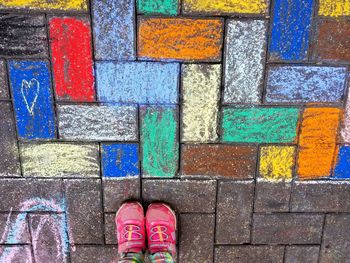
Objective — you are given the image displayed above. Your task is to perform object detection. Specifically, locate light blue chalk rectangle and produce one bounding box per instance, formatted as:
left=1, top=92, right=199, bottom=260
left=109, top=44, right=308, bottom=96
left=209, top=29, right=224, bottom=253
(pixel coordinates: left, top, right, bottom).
left=8, top=60, right=56, bottom=140
left=96, top=62, right=179, bottom=104
left=266, top=66, right=347, bottom=103
left=92, top=0, right=135, bottom=60
left=269, top=0, right=314, bottom=61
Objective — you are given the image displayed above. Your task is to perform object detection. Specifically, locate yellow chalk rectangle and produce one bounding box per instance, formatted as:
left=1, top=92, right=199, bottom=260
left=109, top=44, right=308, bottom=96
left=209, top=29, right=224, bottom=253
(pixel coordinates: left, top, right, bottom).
left=182, top=0, right=268, bottom=14
left=20, top=143, right=99, bottom=177
left=0, top=0, right=88, bottom=11
left=259, top=146, right=295, bottom=181
left=319, top=0, right=350, bottom=17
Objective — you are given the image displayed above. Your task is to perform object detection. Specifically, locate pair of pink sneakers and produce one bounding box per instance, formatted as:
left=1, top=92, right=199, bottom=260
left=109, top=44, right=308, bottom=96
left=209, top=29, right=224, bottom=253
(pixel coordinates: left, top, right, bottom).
left=115, top=201, right=177, bottom=255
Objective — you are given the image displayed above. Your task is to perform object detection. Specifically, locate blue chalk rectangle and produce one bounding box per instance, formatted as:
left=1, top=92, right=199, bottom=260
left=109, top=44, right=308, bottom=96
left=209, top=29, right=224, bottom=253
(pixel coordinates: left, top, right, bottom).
left=96, top=62, right=179, bottom=104
left=8, top=60, right=56, bottom=140
left=269, top=0, right=314, bottom=61
left=266, top=66, right=347, bottom=103
left=333, top=146, right=350, bottom=179
left=102, top=144, right=139, bottom=177
left=92, top=0, right=135, bottom=60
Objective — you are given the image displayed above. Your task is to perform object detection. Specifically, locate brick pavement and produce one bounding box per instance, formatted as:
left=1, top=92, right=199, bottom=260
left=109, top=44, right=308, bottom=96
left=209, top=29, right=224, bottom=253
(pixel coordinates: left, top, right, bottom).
left=0, top=0, right=349, bottom=262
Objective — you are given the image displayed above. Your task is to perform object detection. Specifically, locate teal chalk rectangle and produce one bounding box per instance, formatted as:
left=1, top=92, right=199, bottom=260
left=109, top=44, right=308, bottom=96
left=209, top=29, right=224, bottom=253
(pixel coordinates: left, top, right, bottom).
left=222, top=107, right=300, bottom=143
left=138, top=0, right=178, bottom=15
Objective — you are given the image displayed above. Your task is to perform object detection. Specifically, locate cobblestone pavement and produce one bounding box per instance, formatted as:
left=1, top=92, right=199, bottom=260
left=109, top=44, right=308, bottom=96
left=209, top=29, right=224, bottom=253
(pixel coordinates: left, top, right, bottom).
left=0, top=0, right=350, bottom=262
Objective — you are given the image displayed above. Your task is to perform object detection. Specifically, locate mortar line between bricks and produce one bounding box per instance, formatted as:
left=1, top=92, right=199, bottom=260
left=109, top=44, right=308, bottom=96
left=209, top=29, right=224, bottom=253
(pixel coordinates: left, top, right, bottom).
left=282, top=245, right=287, bottom=263
left=212, top=179, right=219, bottom=262
left=177, top=62, right=183, bottom=179
left=317, top=213, right=327, bottom=263
left=62, top=179, right=72, bottom=263
left=26, top=213, right=36, bottom=262
left=138, top=105, right=143, bottom=199
left=98, top=142, right=107, bottom=245
left=88, top=0, right=99, bottom=102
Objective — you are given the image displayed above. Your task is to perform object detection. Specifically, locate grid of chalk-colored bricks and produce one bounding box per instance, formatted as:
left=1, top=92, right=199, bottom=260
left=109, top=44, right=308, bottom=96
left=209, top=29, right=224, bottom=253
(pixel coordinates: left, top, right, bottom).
left=0, top=0, right=349, bottom=180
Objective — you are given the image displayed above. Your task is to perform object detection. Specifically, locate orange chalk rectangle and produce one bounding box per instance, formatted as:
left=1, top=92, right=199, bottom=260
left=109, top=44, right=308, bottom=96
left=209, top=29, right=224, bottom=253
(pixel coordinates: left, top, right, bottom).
left=297, top=108, right=341, bottom=179
left=138, top=18, right=223, bottom=61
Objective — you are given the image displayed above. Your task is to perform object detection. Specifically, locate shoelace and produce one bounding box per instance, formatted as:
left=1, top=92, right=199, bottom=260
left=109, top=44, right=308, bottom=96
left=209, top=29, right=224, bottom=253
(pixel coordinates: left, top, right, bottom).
left=150, top=225, right=169, bottom=242
left=123, top=225, right=143, bottom=241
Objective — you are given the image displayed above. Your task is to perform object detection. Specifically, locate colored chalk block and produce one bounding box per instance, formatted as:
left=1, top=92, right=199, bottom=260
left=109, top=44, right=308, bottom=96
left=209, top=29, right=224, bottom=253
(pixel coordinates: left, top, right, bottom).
left=182, top=0, right=268, bottom=14
left=96, top=62, right=179, bottom=104
left=20, top=143, right=99, bottom=177
left=316, top=20, right=350, bottom=61
left=297, top=108, right=340, bottom=179
left=222, top=108, right=300, bottom=143
left=182, top=64, right=220, bottom=142
left=319, top=0, right=350, bottom=17
left=259, top=146, right=295, bottom=180
left=182, top=145, right=257, bottom=178
left=138, top=0, right=178, bottom=15
left=0, top=60, right=8, bottom=98
left=8, top=60, right=56, bottom=140
left=0, top=14, right=48, bottom=58
left=0, top=0, right=87, bottom=10
left=49, top=17, right=95, bottom=102
left=0, top=103, right=21, bottom=177
left=333, top=146, right=350, bottom=178
left=92, top=0, right=135, bottom=60
left=138, top=18, right=223, bottom=61
left=58, top=105, right=137, bottom=141
left=102, top=144, right=139, bottom=178
left=266, top=66, right=347, bottom=104
left=141, top=107, right=178, bottom=177
left=269, top=0, right=314, bottom=61
left=224, top=20, right=267, bottom=104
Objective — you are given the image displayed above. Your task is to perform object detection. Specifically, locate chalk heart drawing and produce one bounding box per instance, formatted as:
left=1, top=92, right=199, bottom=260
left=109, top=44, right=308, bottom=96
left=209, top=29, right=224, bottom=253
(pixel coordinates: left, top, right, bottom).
left=21, top=78, right=40, bottom=116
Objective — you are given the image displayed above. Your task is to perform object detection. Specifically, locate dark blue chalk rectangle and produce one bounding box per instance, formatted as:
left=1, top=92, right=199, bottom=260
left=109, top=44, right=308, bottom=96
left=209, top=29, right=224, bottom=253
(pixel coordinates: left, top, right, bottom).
left=266, top=66, right=347, bottom=103
left=92, top=0, right=135, bottom=60
left=8, top=60, right=56, bottom=140
left=333, top=146, right=350, bottom=179
left=269, top=0, right=314, bottom=61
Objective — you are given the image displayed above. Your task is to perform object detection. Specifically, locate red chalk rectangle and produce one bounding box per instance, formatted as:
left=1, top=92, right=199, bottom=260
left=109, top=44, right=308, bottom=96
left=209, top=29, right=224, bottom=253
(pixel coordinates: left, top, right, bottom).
left=49, top=17, right=95, bottom=102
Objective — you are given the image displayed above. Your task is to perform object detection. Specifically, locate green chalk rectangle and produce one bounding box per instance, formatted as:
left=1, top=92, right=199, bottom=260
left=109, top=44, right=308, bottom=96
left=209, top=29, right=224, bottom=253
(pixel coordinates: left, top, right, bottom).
left=138, top=0, right=178, bottom=15
left=141, top=106, right=179, bottom=177
left=222, top=107, right=300, bottom=143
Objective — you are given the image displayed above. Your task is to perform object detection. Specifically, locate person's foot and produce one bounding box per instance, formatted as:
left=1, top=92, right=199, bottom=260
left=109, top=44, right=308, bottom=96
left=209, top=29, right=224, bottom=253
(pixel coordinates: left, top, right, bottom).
left=115, top=201, right=146, bottom=254
left=146, top=203, right=177, bottom=255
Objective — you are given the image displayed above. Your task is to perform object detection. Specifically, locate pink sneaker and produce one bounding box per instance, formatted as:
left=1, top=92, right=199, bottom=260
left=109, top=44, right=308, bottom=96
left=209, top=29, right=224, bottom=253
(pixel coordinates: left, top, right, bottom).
left=115, top=201, right=146, bottom=254
left=146, top=203, right=177, bottom=255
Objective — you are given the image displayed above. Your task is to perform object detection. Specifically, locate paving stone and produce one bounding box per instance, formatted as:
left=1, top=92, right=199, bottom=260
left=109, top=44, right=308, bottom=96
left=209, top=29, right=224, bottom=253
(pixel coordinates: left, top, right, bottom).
left=269, top=0, right=313, bottom=61
left=316, top=20, right=350, bottom=61
left=221, top=107, right=300, bottom=143
left=20, top=142, right=100, bottom=178
left=181, top=145, right=257, bottom=178
left=103, top=178, right=141, bottom=212
left=223, top=20, right=267, bottom=104
left=142, top=179, right=216, bottom=213
left=0, top=213, right=30, bottom=244
left=254, top=180, right=291, bottom=212
left=285, top=246, right=319, bottom=263
left=96, top=62, right=179, bottom=104
left=216, top=181, right=254, bottom=244
left=291, top=181, right=350, bottom=212
left=104, top=213, right=117, bottom=245
left=29, top=214, right=68, bottom=263
left=182, top=64, right=221, bottom=143
left=92, top=0, right=135, bottom=60
left=70, top=246, right=119, bottom=263
left=319, top=0, right=350, bottom=16
left=342, top=91, right=350, bottom=143
left=58, top=105, right=137, bottom=141
left=49, top=16, right=95, bottom=102
left=252, top=213, right=324, bottom=244
left=0, top=60, right=8, bottom=98
left=0, top=179, right=63, bottom=212
left=0, top=0, right=88, bottom=11
left=138, top=17, right=223, bottom=61
left=215, top=246, right=284, bottom=263
left=8, top=60, right=56, bottom=140
left=0, top=245, right=33, bottom=263
left=138, top=0, right=178, bottom=15
left=64, top=179, right=104, bottom=244
left=320, top=214, right=350, bottom=263
left=141, top=106, right=179, bottom=177
left=179, top=214, right=215, bottom=263
left=0, top=102, right=21, bottom=177
left=266, top=66, right=347, bottom=103
left=0, top=14, right=48, bottom=57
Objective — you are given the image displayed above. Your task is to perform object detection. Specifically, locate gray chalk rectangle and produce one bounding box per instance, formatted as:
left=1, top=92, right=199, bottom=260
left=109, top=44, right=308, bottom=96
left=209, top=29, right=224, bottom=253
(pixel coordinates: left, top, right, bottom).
left=58, top=105, right=137, bottom=141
